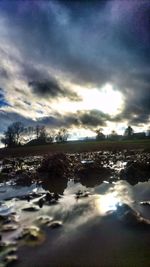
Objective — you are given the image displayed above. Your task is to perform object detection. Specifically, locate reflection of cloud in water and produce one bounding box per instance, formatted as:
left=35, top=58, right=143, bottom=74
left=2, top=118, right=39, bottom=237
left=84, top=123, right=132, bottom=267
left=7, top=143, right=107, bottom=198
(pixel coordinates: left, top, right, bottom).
left=132, top=181, right=150, bottom=219
left=111, top=181, right=134, bottom=204
left=64, top=180, right=88, bottom=195
left=58, top=194, right=97, bottom=227
left=134, top=181, right=150, bottom=201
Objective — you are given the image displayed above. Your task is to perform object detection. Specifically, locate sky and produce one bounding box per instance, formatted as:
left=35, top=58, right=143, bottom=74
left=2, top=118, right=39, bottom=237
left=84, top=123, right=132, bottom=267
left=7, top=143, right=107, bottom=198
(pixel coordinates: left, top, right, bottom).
left=0, top=0, right=150, bottom=142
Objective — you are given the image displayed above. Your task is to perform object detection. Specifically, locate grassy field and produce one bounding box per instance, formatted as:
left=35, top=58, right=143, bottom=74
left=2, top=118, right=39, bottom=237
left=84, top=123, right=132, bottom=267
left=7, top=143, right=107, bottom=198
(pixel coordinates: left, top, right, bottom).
left=0, top=139, right=150, bottom=158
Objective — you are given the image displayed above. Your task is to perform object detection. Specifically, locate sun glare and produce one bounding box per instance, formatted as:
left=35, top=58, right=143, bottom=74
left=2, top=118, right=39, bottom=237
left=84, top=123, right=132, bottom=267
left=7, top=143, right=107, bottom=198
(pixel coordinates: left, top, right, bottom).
left=81, top=84, right=123, bottom=115
left=97, top=193, right=120, bottom=215
left=51, top=83, right=123, bottom=117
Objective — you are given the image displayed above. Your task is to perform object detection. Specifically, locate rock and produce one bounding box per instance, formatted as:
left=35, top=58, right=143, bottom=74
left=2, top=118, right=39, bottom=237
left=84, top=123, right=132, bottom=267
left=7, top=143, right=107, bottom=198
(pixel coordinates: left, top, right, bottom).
left=38, top=192, right=60, bottom=206
left=38, top=216, right=53, bottom=225
left=48, top=220, right=63, bottom=229
left=4, top=255, right=18, bottom=264
left=53, top=193, right=60, bottom=201
left=38, top=198, right=44, bottom=208
left=75, top=190, right=90, bottom=199
left=45, top=192, right=53, bottom=202
left=2, top=224, right=18, bottom=232
left=17, top=226, right=43, bottom=243
left=7, top=248, right=17, bottom=255
left=0, top=241, right=18, bottom=267
left=140, top=201, right=150, bottom=207
left=0, top=241, right=17, bottom=250
left=22, top=206, right=39, bottom=212
left=17, top=192, right=43, bottom=202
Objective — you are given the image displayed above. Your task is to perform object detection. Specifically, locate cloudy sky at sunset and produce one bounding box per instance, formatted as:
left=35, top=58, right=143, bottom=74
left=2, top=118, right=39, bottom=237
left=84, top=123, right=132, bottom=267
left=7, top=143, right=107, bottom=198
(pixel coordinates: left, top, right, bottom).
left=0, top=0, right=150, bottom=141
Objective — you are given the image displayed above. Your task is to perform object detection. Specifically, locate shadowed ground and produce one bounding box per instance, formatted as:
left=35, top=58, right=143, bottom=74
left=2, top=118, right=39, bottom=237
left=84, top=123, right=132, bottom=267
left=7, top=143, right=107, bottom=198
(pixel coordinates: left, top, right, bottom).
left=0, top=140, right=150, bottom=159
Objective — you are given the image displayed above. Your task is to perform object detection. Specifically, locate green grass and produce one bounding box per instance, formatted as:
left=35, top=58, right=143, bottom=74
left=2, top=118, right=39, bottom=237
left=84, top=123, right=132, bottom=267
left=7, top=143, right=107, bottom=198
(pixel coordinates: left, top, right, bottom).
left=0, top=139, right=150, bottom=158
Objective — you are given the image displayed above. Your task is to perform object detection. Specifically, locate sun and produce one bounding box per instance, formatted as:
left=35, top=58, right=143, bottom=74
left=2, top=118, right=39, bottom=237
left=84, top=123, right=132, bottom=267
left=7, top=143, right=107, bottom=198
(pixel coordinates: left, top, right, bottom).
left=80, top=84, right=123, bottom=115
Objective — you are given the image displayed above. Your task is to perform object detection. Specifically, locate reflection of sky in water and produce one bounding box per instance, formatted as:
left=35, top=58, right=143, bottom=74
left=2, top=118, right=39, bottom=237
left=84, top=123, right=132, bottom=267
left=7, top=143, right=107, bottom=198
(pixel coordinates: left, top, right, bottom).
left=64, top=180, right=89, bottom=195
left=0, top=161, right=3, bottom=172
left=95, top=181, right=133, bottom=215
left=2, top=179, right=148, bottom=267
left=134, top=181, right=150, bottom=201
left=0, top=183, right=43, bottom=200
left=0, top=155, right=150, bottom=267
left=96, top=193, right=120, bottom=214
left=95, top=179, right=133, bottom=199
left=133, top=181, right=150, bottom=219
left=0, top=178, right=150, bottom=240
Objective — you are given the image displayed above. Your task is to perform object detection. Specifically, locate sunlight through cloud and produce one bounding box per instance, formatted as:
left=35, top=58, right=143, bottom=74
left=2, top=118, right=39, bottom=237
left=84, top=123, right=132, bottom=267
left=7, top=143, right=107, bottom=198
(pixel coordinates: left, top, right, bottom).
left=80, top=84, right=124, bottom=115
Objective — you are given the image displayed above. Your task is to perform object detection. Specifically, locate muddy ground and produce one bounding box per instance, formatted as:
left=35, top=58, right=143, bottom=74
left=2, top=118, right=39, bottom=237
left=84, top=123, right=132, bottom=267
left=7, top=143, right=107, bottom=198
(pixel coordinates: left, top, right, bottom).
left=0, top=140, right=150, bottom=159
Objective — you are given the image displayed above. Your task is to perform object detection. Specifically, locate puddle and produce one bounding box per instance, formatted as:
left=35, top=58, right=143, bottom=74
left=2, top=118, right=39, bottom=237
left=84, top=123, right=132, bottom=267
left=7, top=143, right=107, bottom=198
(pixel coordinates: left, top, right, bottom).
left=0, top=151, right=150, bottom=266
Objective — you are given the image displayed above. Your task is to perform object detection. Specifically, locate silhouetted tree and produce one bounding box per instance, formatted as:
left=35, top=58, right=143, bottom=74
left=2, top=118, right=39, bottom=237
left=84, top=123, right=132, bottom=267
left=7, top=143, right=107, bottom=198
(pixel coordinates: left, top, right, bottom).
left=147, top=129, right=150, bottom=138
left=55, top=128, right=69, bottom=143
left=12, top=122, right=24, bottom=144
left=38, top=126, right=47, bottom=142
left=124, top=126, right=134, bottom=138
left=109, top=130, right=119, bottom=141
left=111, top=130, right=117, bottom=136
left=35, top=125, right=40, bottom=139
left=27, top=126, right=34, bottom=141
left=46, top=131, right=55, bottom=143
left=2, top=122, right=24, bottom=147
left=25, top=125, right=55, bottom=146
left=2, top=127, right=15, bottom=147
left=1, top=136, right=8, bottom=147
left=95, top=128, right=105, bottom=141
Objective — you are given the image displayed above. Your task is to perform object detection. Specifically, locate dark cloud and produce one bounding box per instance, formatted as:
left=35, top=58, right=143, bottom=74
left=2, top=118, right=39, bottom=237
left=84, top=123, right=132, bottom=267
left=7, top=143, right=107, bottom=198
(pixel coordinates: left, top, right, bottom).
left=78, top=110, right=108, bottom=127
left=28, top=77, right=81, bottom=101
left=36, top=113, right=79, bottom=129
left=38, top=109, right=109, bottom=129
left=18, top=63, right=81, bottom=101
left=0, top=110, right=35, bottom=133
left=0, top=0, right=128, bottom=86
left=0, top=67, right=8, bottom=80
left=122, top=94, right=150, bottom=125
left=29, top=79, right=63, bottom=97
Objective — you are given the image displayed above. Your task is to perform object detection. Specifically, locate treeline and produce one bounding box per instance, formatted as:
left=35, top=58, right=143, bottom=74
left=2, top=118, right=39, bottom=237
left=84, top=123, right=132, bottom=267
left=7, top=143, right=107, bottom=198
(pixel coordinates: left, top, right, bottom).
left=1, top=122, right=69, bottom=148
left=1, top=123, right=150, bottom=148
left=95, top=126, right=150, bottom=141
